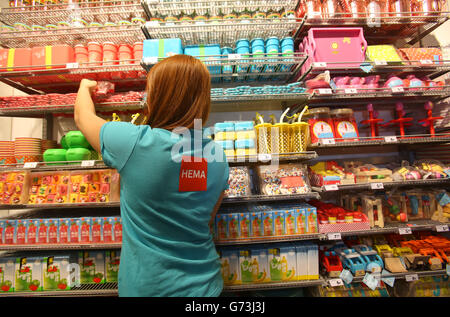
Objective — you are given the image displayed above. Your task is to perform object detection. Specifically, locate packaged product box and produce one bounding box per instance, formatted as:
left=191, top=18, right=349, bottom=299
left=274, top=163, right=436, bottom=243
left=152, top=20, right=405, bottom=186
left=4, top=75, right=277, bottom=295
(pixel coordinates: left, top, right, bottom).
left=272, top=210, right=286, bottom=236
left=15, top=219, right=27, bottom=244
left=79, top=217, right=92, bottom=243
left=219, top=249, right=240, bottom=285
left=15, top=256, right=43, bottom=292
left=306, top=243, right=319, bottom=280
left=238, top=248, right=254, bottom=283
left=42, top=255, right=72, bottom=291
left=215, top=214, right=229, bottom=241
left=285, top=209, right=297, bottom=235
left=31, top=45, right=75, bottom=70
left=0, top=257, right=15, bottom=292
left=29, top=171, right=70, bottom=204
left=78, top=251, right=106, bottom=284
left=110, top=216, right=122, bottom=242
left=295, top=244, right=308, bottom=280
left=250, top=211, right=263, bottom=238
left=0, top=170, right=30, bottom=205
left=304, top=204, right=318, bottom=234
left=184, top=44, right=221, bottom=75
left=228, top=213, right=239, bottom=239
left=279, top=244, right=297, bottom=281
left=26, top=219, right=38, bottom=244
left=238, top=212, right=250, bottom=239
left=58, top=218, right=70, bottom=244
left=0, top=48, right=32, bottom=71
left=142, top=38, right=183, bottom=62
left=4, top=219, right=16, bottom=244
left=46, top=218, right=59, bottom=244
left=105, top=250, right=120, bottom=282
left=267, top=246, right=282, bottom=282
left=0, top=220, right=5, bottom=244
left=102, top=217, right=114, bottom=243
left=251, top=247, right=269, bottom=283
left=36, top=219, right=48, bottom=244
left=91, top=217, right=103, bottom=243
left=262, top=211, right=273, bottom=236
left=69, top=218, right=81, bottom=243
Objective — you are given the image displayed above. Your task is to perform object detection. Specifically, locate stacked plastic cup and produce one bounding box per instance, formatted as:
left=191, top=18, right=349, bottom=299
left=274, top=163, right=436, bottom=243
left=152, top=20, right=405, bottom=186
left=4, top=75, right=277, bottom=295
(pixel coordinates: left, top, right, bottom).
left=221, top=47, right=234, bottom=83
left=265, top=37, right=280, bottom=74
left=280, top=37, right=295, bottom=72
left=235, top=39, right=250, bottom=82
left=250, top=38, right=265, bottom=80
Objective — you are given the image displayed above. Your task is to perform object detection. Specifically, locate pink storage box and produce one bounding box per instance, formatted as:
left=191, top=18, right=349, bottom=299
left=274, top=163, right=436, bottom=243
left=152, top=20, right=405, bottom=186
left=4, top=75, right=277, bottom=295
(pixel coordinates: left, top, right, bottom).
left=299, top=27, right=367, bottom=77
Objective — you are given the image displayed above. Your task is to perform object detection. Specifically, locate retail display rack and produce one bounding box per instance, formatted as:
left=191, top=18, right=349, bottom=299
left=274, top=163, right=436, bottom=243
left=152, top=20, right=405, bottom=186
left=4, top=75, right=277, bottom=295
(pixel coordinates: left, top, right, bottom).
left=1, top=0, right=450, bottom=297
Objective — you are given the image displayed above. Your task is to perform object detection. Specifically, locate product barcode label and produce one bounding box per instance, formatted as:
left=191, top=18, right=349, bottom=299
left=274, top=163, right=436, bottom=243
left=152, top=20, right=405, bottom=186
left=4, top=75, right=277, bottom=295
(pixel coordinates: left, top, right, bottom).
left=398, top=227, right=412, bottom=235
left=66, top=62, right=79, bottom=69
left=344, top=88, right=358, bottom=94
left=257, top=154, right=272, bottom=162
left=327, top=233, right=342, bottom=240
left=321, top=138, right=335, bottom=145
left=374, top=60, right=387, bottom=66
left=324, top=184, right=339, bottom=191
left=81, top=160, right=96, bottom=167
left=384, top=136, right=398, bottom=143
left=436, top=225, right=449, bottom=232
left=391, top=86, right=404, bottom=93
left=313, top=62, right=327, bottom=68
left=420, top=59, right=433, bottom=65
left=228, top=54, right=241, bottom=60
left=23, top=162, right=38, bottom=169
left=370, top=182, right=384, bottom=190
left=329, top=278, right=344, bottom=287
left=317, top=88, right=333, bottom=95
left=405, top=274, right=419, bottom=282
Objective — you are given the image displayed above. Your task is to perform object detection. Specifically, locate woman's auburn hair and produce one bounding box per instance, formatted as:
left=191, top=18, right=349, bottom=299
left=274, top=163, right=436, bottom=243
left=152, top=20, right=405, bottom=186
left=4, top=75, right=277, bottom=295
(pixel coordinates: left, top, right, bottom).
left=144, top=54, right=211, bottom=130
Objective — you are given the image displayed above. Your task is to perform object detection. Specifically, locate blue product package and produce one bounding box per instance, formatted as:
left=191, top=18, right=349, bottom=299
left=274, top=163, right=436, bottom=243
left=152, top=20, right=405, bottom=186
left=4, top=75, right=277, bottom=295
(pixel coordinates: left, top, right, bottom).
left=234, top=121, right=254, bottom=131
left=280, top=37, right=295, bottom=72
left=184, top=44, right=222, bottom=75
left=235, top=39, right=250, bottom=75
left=265, top=37, right=280, bottom=73
left=216, top=140, right=234, bottom=150
left=214, top=122, right=235, bottom=133
left=221, top=46, right=234, bottom=82
left=142, top=38, right=183, bottom=62
left=235, top=139, right=255, bottom=149
left=250, top=38, right=265, bottom=73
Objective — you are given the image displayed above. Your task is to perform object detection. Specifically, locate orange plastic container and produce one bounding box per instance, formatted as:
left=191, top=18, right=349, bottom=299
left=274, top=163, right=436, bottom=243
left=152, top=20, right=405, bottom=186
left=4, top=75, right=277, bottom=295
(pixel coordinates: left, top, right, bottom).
left=74, top=44, right=89, bottom=66
left=0, top=48, right=32, bottom=71
left=88, top=42, right=102, bottom=67
left=103, top=42, right=118, bottom=65
left=118, top=44, right=132, bottom=64
left=31, top=45, right=75, bottom=70
left=133, top=42, right=143, bottom=62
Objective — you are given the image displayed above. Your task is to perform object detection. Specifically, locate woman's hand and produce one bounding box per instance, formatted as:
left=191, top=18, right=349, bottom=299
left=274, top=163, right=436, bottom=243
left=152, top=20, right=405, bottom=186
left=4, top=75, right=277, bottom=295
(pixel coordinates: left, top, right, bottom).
left=80, top=79, right=98, bottom=93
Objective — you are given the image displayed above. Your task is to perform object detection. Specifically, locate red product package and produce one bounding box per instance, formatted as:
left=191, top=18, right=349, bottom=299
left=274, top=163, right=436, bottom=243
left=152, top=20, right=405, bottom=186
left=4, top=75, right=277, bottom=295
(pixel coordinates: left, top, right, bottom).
left=93, top=81, right=115, bottom=99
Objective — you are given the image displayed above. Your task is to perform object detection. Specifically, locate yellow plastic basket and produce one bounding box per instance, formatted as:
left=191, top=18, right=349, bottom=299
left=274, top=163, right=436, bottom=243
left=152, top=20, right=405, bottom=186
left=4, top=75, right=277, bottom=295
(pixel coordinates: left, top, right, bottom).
left=290, top=122, right=310, bottom=152
left=255, top=123, right=273, bottom=154
left=273, top=123, right=291, bottom=154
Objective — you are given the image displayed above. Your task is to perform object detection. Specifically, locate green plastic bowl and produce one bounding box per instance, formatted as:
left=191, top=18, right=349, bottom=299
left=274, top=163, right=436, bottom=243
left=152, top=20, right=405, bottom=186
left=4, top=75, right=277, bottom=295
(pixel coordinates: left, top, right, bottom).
left=60, top=135, right=68, bottom=149
left=65, top=131, right=90, bottom=149
left=43, top=149, right=67, bottom=165
left=66, top=148, right=91, bottom=164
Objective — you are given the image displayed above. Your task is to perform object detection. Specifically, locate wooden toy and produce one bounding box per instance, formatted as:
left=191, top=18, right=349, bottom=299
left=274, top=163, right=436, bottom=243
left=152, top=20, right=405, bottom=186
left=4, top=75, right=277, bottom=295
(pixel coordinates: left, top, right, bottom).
left=353, top=245, right=384, bottom=273
left=321, top=250, right=343, bottom=278
left=362, top=195, right=384, bottom=228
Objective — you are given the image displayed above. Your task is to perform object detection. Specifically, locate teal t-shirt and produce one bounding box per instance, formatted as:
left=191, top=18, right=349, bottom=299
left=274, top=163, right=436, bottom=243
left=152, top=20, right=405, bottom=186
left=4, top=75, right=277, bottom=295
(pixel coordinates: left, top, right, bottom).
left=99, top=121, right=229, bottom=297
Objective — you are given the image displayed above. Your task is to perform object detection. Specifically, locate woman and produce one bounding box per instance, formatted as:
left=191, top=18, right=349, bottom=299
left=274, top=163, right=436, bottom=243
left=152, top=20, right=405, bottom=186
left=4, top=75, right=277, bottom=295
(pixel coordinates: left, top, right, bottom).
left=74, top=54, right=229, bottom=297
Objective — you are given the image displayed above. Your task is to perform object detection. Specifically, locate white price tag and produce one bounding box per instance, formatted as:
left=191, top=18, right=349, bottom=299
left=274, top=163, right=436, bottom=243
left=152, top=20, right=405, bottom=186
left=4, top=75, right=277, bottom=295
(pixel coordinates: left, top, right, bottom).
left=420, top=59, right=433, bottom=65
left=405, top=274, right=419, bottom=282
left=391, top=86, right=404, bottom=93
left=327, top=233, right=342, bottom=240
left=339, top=269, right=354, bottom=284
left=81, top=160, right=96, bottom=167
left=324, top=184, right=339, bottom=191
left=228, top=54, right=241, bottom=60
left=66, top=62, right=79, bottom=69
left=398, top=227, right=412, bottom=235
left=363, top=273, right=380, bottom=290
left=436, top=224, right=449, bottom=232
left=143, top=56, right=158, bottom=64
left=257, top=154, right=272, bottom=162
left=321, top=138, right=336, bottom=145
left=344, top=88, right=357, bottom=94
left=329, top=278, right=344, bottom=287
left=313, top=62, right=327, bottom=68
left=370, top=182, right=384, bottom=190
left=23, top=162, right=38, bottom=169
left=374, top=60, right=387, bottom=66
left=381, top=269, right=395, bottom=287
left=384, top=136, right=398, bottom=143
left=317, top=88, right=333, bottom=95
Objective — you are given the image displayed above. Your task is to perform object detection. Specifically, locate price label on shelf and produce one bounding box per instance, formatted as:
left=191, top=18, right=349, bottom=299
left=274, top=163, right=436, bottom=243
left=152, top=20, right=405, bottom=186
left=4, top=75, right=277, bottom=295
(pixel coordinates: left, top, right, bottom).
left=435, top=224, right=449, bottom=232
left=257, top=154, right=272, bottom=162
left=374, top=60, right=387, bottom=66
left=321, top=138, right=335, bottom=145
left=329, top=278, right=344, bottom=287
left=316, top=88, right=333, bottom=95
left=419, top=59, right=433, bottom=65
left=370, top=182, right=384, bottom=190
left=327, top=233, right=342, bottom=240
left=381, top=269, right=395, bottom=287
left=23, top=162, right=38, bottom=169
left=228, top=54, right=241, bottom=60
left=405, top=274, right=419, bottom=282
left=391, top=86, right=404, bottom=93
left=66, top=62, right=79, bottom=69
left=324, top=184, right=339, bottom=191
left=143, top=56, right=158, bottom=65
left=81, top=160, right=96, bottom=167
left=344, top=88, right=358, bottom=94
left=339, top=269, right=354, bottom=284
left=384, top=136, right=398, bottom=143
left=313, top=62, right=327, bottom=68
left=398, top=227, right=412, bottom=235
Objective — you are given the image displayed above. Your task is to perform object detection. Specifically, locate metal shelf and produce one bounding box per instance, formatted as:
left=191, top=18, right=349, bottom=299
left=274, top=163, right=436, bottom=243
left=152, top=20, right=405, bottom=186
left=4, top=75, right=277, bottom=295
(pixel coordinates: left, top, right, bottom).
left=226, top=151, right=318, bottom=165
left=223, top=278, right=325, bottom=292
left=312, top=178, right=450, bottom=193
left=337, top=269, right=449, bottom=285
left=0, top=160, right=109, bottom=172
left=0, top=24, right=144, bottom=49
left=0, top=1, right=144, bottom=26
left=215, top=233, right=322, bottom=246
left=309, top=134, right=450, bottom=149
left=222, top=192, right=321, bottom=204
left=141, top=0, right=299, bottom=18
left=0, top=283, right=119, bottom=297
left=0, top=202, right=121, bottom=210
left=301, top=12, right=450, bottom=45
left=0, top=243, right=121, bottom=252
left=141, top=18, right=304, bottom=47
